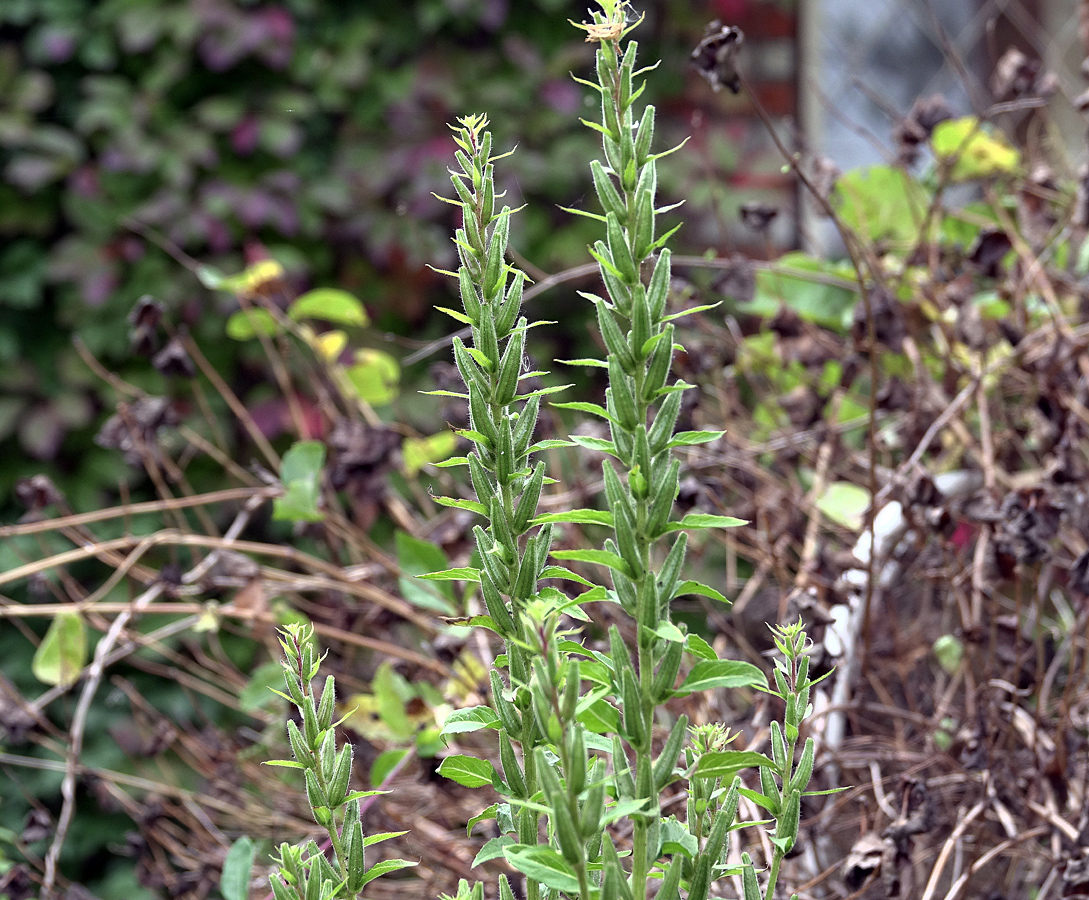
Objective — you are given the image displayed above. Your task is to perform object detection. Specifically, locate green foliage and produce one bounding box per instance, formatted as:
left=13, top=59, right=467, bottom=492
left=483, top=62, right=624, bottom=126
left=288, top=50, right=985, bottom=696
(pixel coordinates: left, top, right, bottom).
left=743, top=251, right=858, bottom=330
left=0, top=0, right=642, bottom=509
left=932, top=116, right=1020, bottom=181
left=267, top=624, right=416, bottom=900
left=31, top=610, right=87, bottom=687
left=220, top=836, right=256, bottom=900
left=832, top=166, right=928, bottom=244
left=397, top=8, right=820, bottom=900
left=274, top=439, right=326, bottom=522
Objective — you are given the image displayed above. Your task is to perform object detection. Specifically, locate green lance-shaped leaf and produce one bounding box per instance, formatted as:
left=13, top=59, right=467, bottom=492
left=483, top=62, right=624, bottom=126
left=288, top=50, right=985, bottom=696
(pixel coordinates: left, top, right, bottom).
left=651, top=637, right=684, bottom=705
left=438, top=754, right=495, bottom=788
left=608, top=357, right=640, bottom=432
left=327, top=743, right=353, bottom=806
left=770, top=720, right=787, bottom=771
left=505, top=845, right=580, bottom=896
left=776, top=787, right=801, bottom=852
left=490, top=668, right=522, bottom=732
left=468, top=451, right=497, bottom=512
left=646, top=457, right=680, bottom=539
left=496, top=270, right=525, bottom=335
left=474, top=303, right=501, bottom=371
left=646, top=248, right=671, bottom=319
left=481, top=572, right=516, bottom=636
left=612, top=490, right=645, bottom=579
left=631, top=186, right=655, bottom=262
left=454, top=336, right=491, bottom=395
left=647, top=387, right=683, bottom=454
left=564, top=718, right=587, bottom=795
left=634, top=105, right=655, bottom=166
left=759, top=761, right=782, bottom=815
left=494, top=318, right=526, bottom=405
left=658, top=855, right=684, bottom=900
left=612, top=734, right=635, bottom=799
left=483, top=207, right=511, bottom=300
left=499, top=730, right=528, bottom=798
left=595, top=299, right=636, bottom=375
left=606, top=211, right=639, bottom=284
left=317, top=728, right=336, bottom=783
left=591, top=160, right=627, bottom=222
left=643, top=323, right=675, bottom=401
left=790, top=736, right=816, bottom=792
left=345, top=819, right=366, bottom=893
left=458, top=267, right=481, bottom=324
left=495, top=415, right=515, bottom=485
left=620, top=666, right=646, bottom=749
left=580, top=774, right=606, bottom=839
left=474, top=525, right=509, bottom=593
left=652, top=714, right=688, bottom=790
left=513, top=461, right=546, bottom=534
left=315, top=675, right=336, bottom=729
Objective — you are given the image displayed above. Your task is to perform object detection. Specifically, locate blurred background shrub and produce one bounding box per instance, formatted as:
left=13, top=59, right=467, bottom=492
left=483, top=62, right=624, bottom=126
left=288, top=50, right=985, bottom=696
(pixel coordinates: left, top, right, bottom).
left=0, top=0, right=798, bottom=513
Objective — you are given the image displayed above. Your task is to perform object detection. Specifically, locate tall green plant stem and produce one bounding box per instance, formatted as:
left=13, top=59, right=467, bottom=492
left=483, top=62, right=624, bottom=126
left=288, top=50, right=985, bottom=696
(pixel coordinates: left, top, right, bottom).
left=576, top=11, right=688, bottom=898
left=441, top=113, right=556, bottom=900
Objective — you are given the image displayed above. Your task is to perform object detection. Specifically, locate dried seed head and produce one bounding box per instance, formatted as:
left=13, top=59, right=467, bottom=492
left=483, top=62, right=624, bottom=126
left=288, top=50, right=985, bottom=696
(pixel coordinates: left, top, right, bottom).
left=691, top=21, right=744, bottom=94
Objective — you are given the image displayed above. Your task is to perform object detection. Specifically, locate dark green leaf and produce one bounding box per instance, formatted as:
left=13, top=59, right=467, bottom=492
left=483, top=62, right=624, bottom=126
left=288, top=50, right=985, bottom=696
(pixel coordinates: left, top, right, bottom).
left=504, top=845, right=580, bottom=894
left=440, top=706, right=501, bottom=736
left=437, top=754, right=495, bottom=788
left=694, top=750, right=776, bottom=779
left=675, top=660, right=767, bottom=695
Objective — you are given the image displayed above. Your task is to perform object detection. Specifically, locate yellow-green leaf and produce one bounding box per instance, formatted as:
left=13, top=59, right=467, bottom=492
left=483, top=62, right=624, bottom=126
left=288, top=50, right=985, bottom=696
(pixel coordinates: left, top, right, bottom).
left=32, top=612, right=87, bottom=687
left=814, top=481, right=870, bottom=530
left=932, top=117, right=1020, bottom=181
left=346, top=348, right=400, bottom=406
left=288, top=288, right=369, bottom=327
left=402, top=431, right=459, bottom=476
left=225, top=308, right=280, bottom=340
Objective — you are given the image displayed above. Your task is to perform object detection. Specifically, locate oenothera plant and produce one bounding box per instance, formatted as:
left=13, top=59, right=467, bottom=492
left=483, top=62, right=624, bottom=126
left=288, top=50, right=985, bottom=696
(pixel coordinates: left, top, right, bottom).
left=265, top=624, right=416, bottom=900
left=418, top=4, right=820, bottom=900
left=267, top=4, right=822, bottom=900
